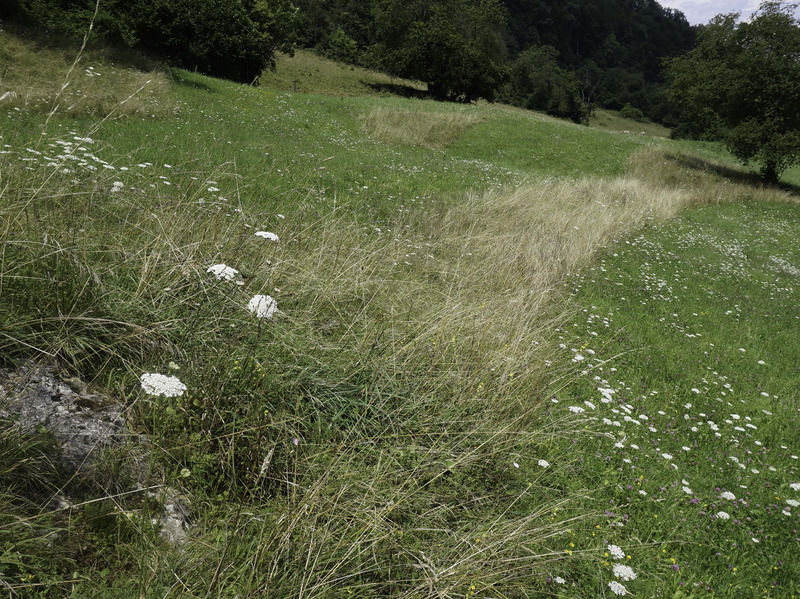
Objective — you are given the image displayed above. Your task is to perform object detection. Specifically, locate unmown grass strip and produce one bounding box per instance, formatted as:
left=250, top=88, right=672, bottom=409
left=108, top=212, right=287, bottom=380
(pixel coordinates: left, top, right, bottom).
left=363, top=107, right=485, bottom=149
left=0, top=27, right=176, bottom=118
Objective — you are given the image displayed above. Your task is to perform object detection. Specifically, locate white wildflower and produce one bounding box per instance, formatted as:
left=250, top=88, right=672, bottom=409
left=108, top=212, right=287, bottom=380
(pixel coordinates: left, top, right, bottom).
left=786, top=499, right=800, bottom=507
left=791, top=483, right=800, bottom=491
left=608, top=580, right=628, bottom=596
left=538, top=459, right=550, bottom=468
left=207, top=263, right=239, bottom=281
left=607, top=544, right=626, bottom=560
left=140, top=373, right=186, bottom=397
left=554, top=576, right=566, bottom=584
left=255, top=231, right=279, bottom=242
left=111, top=181, right=125, bottom=192
left=720, top=491, right=736, bottom=500
left=248, top=294, right=278, bottom=319
left=612, top=563, right=637, bottom=582
left=716, top=511, right=730, bottom=520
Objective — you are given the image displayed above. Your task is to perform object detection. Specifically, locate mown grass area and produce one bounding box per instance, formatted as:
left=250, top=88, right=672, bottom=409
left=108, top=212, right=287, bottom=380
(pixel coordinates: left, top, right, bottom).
left=544, top=195, right=800, bottom=597
left=2, top=26, right=799, bottom=598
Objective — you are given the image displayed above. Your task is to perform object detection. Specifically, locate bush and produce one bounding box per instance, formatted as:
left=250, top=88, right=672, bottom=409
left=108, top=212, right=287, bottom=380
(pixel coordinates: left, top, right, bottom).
left=619, top=102, right=645, bottom=122
left=3, top=0, right=280, bottom=84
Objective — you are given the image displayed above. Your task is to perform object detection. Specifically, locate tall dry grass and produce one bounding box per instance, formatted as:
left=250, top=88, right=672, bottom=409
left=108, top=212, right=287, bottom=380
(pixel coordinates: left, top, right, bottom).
left=0, top=28, right=176, bottom=118
left=364, top=107, right=485, bottom=149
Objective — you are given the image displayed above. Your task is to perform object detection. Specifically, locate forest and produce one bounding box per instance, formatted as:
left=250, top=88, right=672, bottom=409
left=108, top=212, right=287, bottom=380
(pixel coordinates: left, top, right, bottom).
left=2, top=0, right=695, bottom=125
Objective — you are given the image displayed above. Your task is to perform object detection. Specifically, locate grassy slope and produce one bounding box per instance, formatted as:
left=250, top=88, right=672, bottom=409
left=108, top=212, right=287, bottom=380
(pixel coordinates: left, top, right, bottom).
left=547, top=199, right=800, bottom=596
left=2, top=30, right=800, bottom=597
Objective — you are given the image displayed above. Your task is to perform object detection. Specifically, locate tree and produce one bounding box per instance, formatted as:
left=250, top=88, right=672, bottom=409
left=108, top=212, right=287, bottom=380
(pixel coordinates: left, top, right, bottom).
left=499, top=45, right=583, bottom=122
left=372, top=0, right=508, bottom=102
left=2, top=0, right=296, bottom=84
left=667, top=1, right=800, bottom=182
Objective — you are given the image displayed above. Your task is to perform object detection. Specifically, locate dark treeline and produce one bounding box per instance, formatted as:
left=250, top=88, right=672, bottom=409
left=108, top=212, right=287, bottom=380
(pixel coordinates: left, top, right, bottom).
left=290, top=0, right=696, bottom=124
left=2, top=0, right=696, bottom=125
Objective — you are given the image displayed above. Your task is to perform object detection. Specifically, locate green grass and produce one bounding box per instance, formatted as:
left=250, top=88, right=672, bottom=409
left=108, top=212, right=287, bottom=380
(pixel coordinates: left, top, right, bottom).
left=2, top=26, right=800, bottom=598
left=259, top=49, right=427, bottom=97
left=543, top=199, right=800, bottom=597
left=590, top=107, right=672, bottom=138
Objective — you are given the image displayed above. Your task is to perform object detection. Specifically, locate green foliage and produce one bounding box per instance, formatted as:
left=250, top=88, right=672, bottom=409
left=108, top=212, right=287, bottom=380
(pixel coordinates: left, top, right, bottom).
left=129, top=0, right=267, bottom=83
left=372, top=0, right=508, bottom=101
left=619, top=102, right=645, bottom=121
left=2, top=0, right=297, bottom=83
left=499, top=45, right=583, bottom=122
left=667, top=1, right=800, bottom=181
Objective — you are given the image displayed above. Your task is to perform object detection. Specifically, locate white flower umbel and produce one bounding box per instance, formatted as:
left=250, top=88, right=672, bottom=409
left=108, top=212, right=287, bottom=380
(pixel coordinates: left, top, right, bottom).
left=612, top=564, right=637, bottom=582
left=140, top=373, right=186, bottom=397
left=255, top=231, right=279, bottom=242
left=248, top=294, right=278, bottom=319
left=607, top=544, right=626, bottom=560
left=538, top=459, right=550, bottom=468
left=608, top=580, right=628, bottom=596
left=207, top=263, right=239, bottom=281
left=715, top=511, right=731, bottom=520
left=719, top=491, right=736, bottom=501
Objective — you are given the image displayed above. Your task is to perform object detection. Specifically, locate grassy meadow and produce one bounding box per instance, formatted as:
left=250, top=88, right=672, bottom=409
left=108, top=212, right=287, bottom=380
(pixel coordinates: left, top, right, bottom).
left=1, top=26, right=800, bottom=598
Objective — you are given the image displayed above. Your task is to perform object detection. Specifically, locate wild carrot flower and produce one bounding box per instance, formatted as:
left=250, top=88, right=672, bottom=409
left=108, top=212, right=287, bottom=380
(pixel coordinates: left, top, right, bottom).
left=613, top=564, right=637, bottom=581
left=248, top=294, right=278, bottom=319
left=255, top=231, right=279, bottom=242
left=538, top=459, right=550, bottom=468
left=140, top=373, right=186, bottom=397
left=207, top=263, right=239, bottom=281
left=608, top=544, right=626, bottom=560
left=720, top=491, right=736, bottom=500
left=608, top=580, right=628, bottom=595
left=715, top=511, right=730, bottom=520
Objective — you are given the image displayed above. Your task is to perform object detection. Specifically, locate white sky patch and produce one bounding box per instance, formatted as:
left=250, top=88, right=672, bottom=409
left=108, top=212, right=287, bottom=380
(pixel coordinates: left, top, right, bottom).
left=660, top=1, right=799, bottom=25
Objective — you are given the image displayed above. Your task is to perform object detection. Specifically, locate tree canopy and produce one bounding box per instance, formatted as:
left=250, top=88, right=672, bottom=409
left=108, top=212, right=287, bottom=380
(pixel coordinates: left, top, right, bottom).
left=371, top=0, right=508, bottom=102
left=667, top=1, right=800, bottom=181
left=4, top=0, right=699, bottom=121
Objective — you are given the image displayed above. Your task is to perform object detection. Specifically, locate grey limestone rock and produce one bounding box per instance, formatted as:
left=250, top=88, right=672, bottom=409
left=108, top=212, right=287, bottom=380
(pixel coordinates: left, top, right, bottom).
left=0, top=363, right=191, bottom=544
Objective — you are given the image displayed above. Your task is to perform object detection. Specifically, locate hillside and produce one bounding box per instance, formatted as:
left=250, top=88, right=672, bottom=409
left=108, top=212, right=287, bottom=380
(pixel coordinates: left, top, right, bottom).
left=2, top=29, right=800, bottom=597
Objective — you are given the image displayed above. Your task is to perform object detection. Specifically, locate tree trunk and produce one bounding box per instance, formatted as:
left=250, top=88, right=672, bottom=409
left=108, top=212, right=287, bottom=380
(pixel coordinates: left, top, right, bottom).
left=761, top=159, right=779, bottom=184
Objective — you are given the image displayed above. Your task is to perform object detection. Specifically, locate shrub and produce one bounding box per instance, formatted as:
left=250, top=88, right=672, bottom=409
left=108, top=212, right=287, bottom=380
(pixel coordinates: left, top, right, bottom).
left=619, top=102, right=645, bottom=122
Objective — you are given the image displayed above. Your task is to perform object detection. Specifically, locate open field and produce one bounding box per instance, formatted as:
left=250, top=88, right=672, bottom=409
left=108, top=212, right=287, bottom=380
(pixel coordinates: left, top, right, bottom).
left=1, top=29, right=799, bottom=597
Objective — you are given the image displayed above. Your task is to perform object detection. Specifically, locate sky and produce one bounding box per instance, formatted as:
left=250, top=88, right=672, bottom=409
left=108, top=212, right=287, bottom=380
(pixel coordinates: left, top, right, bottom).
left=659, top=1, right=798, bottom=25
